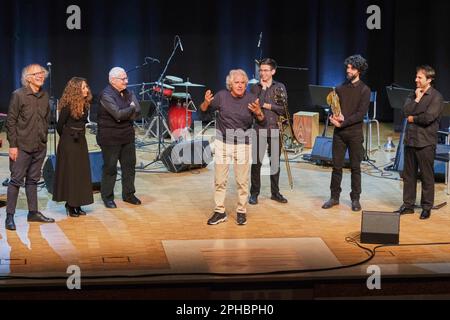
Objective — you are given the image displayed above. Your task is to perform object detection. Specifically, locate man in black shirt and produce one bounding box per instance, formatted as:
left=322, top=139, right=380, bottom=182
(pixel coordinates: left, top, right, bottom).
left=395, top=65, right=444, bottom=220
left=200, top=69, right=264, bottom=226
left=5, top=64, right=56, bottom=231
left=249, top=58, right=288, bottom=205
left=322, top=55, right=370, bottom=212
left=98, top=67, right=141, bottom=209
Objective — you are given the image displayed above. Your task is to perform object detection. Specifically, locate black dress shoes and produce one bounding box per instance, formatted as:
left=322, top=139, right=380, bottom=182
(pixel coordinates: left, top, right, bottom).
left=27, top=211, right=55, bottom=223
left=65, top=203, right=79, bottom=217
left=420, top=209, right=431, bottom=220
left=5, top=214, right=16, bottom=231
left=104, top=200, right=117, bottom=209
left=248, top=194, right=258, bottom=205
left=351, top=200, right=362, bottom=212
left=394, top=205, right=414, bottom=215
left=123, top=195, right=142, bottom=205
left=271, top=193, right=288, bottom=204
left=322, top=198, right=339, bottom=209
left=75, top=207, right=87, bottom=216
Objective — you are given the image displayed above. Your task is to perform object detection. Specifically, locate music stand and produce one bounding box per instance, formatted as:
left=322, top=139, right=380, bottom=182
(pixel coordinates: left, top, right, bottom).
left=385, top=86, right=414, bottom=171
left=308, top=85, right=334, bottom=136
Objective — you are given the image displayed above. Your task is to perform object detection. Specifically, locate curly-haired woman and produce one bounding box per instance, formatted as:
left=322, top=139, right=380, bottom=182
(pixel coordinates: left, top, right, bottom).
left=53, top=77, right=94, bottom=217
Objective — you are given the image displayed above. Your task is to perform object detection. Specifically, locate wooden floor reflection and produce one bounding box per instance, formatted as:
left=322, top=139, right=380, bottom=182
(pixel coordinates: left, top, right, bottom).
left=1, top=123, right=450, bottom=282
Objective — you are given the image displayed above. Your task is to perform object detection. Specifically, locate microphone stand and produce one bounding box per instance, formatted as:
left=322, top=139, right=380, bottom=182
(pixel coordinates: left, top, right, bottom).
left=139, top=37, right=181, bottom=170
left=47, top=63, right=57, bottom=156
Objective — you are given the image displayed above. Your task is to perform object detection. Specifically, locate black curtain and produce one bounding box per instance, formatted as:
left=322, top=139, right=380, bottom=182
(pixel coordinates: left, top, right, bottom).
left=1, top=0, right=449, bottom=123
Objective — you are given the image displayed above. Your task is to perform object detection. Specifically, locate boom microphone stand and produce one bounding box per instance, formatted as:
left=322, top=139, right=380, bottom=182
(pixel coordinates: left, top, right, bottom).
left=139, top=36, right=183, bottom=170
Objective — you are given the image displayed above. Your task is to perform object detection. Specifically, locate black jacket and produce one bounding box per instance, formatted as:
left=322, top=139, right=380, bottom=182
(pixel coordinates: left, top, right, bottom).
left=97, top=85, right=141, bottom=146
left=403, top=86, right=444, bottom=148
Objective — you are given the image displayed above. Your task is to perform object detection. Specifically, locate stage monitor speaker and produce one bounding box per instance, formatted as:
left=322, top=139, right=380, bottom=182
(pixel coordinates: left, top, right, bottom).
left=43, top=151, right=103, bottom=194
left=361, top=211, right=400, bottom=244
left=293, top=111, right=320, bottom=148
left=161, top=139, right=212, bottom=173
left=309, top=136, right=350, bottom=166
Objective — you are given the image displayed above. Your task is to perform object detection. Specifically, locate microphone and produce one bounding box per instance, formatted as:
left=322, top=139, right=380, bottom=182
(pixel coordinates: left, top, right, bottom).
left=47, top=62, right=52, bottom=72
left=177, top=36, right=184, bottom=52
left=257, top=32, right=262, bottom=48
left=145, top=57, right=160, bottom=63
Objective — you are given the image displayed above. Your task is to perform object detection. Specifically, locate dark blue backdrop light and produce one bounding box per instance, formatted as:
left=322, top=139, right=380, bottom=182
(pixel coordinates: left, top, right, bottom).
left=1, top=0, right=449, bottom=124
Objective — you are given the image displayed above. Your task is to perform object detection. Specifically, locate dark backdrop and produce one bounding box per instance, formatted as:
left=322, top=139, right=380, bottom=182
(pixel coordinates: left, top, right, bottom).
left=0, top=0, right=449, bottom=123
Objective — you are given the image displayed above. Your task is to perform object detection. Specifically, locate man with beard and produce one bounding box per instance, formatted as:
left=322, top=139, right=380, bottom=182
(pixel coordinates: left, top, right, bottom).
left=322, top=55, right=371, bottom=212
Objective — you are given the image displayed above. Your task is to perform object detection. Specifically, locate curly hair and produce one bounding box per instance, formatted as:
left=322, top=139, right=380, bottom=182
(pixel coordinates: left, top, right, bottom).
left=58, top=77, right=92, bottom=119
left=226, top=69, right=248, bottom=91
left=344, top=55, right=368, bottom=75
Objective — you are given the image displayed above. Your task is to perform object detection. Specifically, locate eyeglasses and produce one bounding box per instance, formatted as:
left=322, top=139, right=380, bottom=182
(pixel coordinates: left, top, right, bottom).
left=28, top=71, right=46, bottom=77
left=115, top=77, right=128, bottom=82
left=259, top=69, right=272, bottom=73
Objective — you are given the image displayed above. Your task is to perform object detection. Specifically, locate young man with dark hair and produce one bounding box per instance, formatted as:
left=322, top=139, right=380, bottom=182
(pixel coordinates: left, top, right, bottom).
left=322, top=55, right=371, bottom=212
left=395, top=65, right=444, bottom=220
left=249, top=58, right=288, bottom=205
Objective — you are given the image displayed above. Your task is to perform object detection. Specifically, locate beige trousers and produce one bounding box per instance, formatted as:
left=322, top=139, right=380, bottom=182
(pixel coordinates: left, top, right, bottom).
left=214, top=140, right=252, bottom=214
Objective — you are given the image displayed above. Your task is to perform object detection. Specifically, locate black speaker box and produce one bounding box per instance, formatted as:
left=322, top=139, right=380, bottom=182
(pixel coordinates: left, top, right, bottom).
left=361, top=211, right=400, bottom=244
left=43, top=151, right=103, bottom=194
left=161, top=139, right=212, bottom=173
left=309, top=136, right=351, bottom=166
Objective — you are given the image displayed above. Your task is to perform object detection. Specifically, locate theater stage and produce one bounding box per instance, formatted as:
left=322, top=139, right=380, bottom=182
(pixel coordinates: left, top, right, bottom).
left=0, top=123, right=450, bottom=299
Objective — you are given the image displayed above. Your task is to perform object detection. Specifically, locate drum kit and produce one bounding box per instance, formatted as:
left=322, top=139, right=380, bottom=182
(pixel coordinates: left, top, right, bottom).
left=130, top=76, right=205, bottom=142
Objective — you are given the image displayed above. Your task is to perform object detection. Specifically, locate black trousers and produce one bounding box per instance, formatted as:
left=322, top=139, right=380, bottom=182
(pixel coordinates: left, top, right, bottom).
left=100, top=142, right=136, bottom=201
left=403, top=145, right=436, bottom=211
left=330, top=128, right=364, bottom=201
left=250, top=130, right=281, bottom=196
left=7, top=148, right=47, bottom=214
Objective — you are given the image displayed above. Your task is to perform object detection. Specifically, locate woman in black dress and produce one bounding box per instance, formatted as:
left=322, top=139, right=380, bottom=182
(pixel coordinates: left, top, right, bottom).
left=53, top=77, right=94, bottom=217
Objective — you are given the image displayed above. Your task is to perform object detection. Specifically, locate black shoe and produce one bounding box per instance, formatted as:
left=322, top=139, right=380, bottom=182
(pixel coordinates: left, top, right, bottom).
left=27, top=211, right=55, bottom=223
left=322, top=198, right=339, bottom=209
left=104, top=200, right=117, bottom=209
left=351, top=200, right=362, bottom=212
left=249, top=194, right=258, bottom=205
left=65, top=203, right=79, bottom=218
left=271, top=193, right=288, bottom=204
left=75, top=207, right=87, bottom=216
left=394, top=205, right=414, bottom=215
left=5, top=214, right=16, bottom=231
left=236, top=212, right=247, bottom=226
left=123, top=195, right=142, bottom=205
left=207, top=212, right=227, bottom=225
left=420, top=209, right=431, bottom=220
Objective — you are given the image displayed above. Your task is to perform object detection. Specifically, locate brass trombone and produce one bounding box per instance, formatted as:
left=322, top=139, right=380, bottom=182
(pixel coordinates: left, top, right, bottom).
left=273, top=87, right=301, bottom=190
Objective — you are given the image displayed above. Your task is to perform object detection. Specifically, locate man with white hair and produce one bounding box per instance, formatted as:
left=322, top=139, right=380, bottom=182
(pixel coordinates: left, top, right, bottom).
left=200, top=69, right=264, bottom=226
left=5, top=64, right=55, bottom=231
left=98, top=67, right=141, bottom=208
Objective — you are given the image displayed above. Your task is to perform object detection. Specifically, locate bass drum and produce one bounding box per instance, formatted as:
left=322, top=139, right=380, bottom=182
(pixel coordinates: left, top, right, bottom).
left=168, top=92, right=193, bottom=139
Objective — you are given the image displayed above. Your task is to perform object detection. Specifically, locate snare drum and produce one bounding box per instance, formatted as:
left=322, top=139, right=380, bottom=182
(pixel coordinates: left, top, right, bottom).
left=152, top=83, right=175, bottom=98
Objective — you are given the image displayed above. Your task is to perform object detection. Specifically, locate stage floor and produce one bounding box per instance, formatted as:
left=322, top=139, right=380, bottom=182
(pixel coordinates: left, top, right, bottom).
left=0, top=123, right=450, bottom=298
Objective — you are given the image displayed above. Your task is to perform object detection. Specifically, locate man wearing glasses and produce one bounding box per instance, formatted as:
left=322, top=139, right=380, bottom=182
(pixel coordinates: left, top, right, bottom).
left=98, top=67, right=141, bottom=209
left=249, top=58, right=288, bottom=205
left=5, top=64, right=56, bottom=231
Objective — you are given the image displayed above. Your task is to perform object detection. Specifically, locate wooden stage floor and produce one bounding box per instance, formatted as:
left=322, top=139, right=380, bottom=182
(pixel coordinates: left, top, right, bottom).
left=0, top=123, right=450, bottom=298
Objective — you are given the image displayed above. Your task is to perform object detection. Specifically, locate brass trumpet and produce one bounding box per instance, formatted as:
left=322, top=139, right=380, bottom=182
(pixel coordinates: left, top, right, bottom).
left=273, top=87, right=301, bottom=190
left=326, top=88, right=341, bottom=117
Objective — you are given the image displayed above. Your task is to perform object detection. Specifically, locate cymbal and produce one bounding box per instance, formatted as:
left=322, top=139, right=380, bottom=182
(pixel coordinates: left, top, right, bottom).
left=165, top=75, right=183, bottom=83
left=127, top=82, right=154, bottom=88
left=153, top=82, right=175, bottom=89
left=173, top=81, right=205, bottom=88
